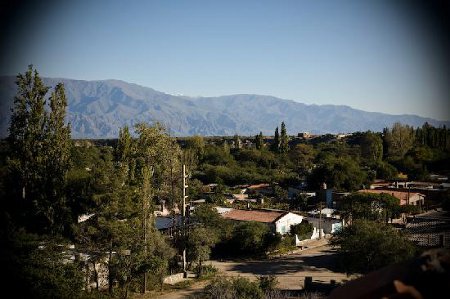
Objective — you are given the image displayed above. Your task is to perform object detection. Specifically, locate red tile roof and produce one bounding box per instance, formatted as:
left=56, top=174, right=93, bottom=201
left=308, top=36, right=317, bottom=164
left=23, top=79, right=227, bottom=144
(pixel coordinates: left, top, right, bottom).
left=247, top=183, right=271, bottom=190
left=357, top=189, right=424, bottom=205
left=222, top=209, right=286, bottom=223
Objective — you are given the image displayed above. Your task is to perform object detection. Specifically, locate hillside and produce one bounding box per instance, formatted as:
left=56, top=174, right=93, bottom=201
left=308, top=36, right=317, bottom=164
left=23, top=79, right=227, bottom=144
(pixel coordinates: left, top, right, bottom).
left=0, top=76, right=448, bottom=138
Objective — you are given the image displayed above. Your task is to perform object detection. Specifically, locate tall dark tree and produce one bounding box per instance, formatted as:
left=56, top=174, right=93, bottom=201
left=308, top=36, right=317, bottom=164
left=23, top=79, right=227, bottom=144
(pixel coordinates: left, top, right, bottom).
left=279, top=121, right=289, bottom=154
left=383, top=122, right=414, bottom=160
left=255, top=131, right=264, bottom=150
left=360, top=132, right=383, bottom=164
left=44, top=83, right=72, bottom=234
left=271, top=127, right=280, bottom=152
left=8, top=66, right=71, bottom=234
left=8, top=65, right=49, bottom=203
left=233, top=134, right=241, bottom=149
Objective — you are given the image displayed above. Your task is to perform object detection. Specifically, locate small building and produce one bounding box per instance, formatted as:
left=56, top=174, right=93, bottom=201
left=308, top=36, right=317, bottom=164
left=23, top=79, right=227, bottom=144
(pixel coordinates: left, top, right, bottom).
left=358, top=189, right=425, bottom=206
left=306, top=216, right=344, bottom=235
left=155, top=215, right=183, bottom=234
left=246, top=183, right=272, bottom=196
left=221, top=209, right=303, bottom=234
left=307, top=208, right=337, bottom=218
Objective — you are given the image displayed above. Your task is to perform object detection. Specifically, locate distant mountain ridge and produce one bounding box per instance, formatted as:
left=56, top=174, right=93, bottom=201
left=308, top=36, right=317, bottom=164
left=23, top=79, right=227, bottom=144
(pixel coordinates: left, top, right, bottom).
left=0, top=76, right=448, bottom=138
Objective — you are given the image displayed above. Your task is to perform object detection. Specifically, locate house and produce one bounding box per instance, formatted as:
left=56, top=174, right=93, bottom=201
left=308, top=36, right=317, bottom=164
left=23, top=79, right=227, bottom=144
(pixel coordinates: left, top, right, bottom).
left=246, top=183, right=272, bottom=196
left=307, top=208, right=337, bottom=218
left=404, top=210, right=450, bottom=248
left=306, top=216, right=344, bottom=235
left=288, top=188, right=315, bottom=201
left=221, top=209, right=303, bottom=234
left=358, top=189, right=425, bottom=206
left=155, top=215, right=183, bottom=235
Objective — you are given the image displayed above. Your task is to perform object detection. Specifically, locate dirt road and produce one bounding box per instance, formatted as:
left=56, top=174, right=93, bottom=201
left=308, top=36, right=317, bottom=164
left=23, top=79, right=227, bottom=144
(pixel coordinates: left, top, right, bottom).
left=209, top=240, right=352, bottom=290
left=149, top=239, right=353, bottom=298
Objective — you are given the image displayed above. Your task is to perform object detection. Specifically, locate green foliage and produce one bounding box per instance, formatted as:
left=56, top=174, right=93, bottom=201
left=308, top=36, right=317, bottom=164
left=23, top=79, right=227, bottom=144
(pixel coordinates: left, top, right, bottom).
left=202, top=144, right=235, bottom=166
left=255, top=131, right=264, bottom=150
left=308, top=156, right=368, bottom=191
left=187, top=226, right=219, bottom=275
left=271, top=126, right=280, bottom=152
left=7, top=65, right=72, bottom=235
left=192, top=204, right=224, bottom=229
left=1, top=230, right=84, bottom=299
left=258, top=275, right=279, bottom=293
left=383, top=122, right=415, bottom=161
left=203, top=276, right=264, bottom=299
left=193, top=264, right=218, bottom=279
left=340, top=192, right=400, bottom=223
left=289, top=143, right=316, bottom=176
left=330, top=220, right=417, bottom=274
left=273, top=185, right=288, bottom=202
left=399, top=204, right=422, bottom=215
left=290, top=221, right=313, bottom=240
left=230, top=221, right=271, bottom=255
left=279, top=122, right=289, bottom=154
left=373, top=161, right=398, bottom=180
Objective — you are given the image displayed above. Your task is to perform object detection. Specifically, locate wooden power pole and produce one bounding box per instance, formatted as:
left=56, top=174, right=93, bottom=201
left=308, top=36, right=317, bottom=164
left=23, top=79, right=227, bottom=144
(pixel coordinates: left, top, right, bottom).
left=182, top=164, right=188, bottom=277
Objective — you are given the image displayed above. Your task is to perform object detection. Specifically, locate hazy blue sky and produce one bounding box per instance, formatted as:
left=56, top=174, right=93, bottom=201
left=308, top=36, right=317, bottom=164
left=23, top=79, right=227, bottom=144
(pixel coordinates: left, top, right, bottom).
left=1, top=0, right=449, bottom=120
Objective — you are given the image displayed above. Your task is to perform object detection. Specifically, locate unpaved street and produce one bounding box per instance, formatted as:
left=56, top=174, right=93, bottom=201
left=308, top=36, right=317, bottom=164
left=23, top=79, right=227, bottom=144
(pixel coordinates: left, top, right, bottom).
left=209, top=241, right=352, bottom=290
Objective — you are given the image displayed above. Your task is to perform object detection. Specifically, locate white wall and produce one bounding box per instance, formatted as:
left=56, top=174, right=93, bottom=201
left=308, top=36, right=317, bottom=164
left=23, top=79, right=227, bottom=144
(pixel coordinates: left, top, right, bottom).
left=275, top=212, right=303, bottom=234
left=306, top=217, right=343, bottom=234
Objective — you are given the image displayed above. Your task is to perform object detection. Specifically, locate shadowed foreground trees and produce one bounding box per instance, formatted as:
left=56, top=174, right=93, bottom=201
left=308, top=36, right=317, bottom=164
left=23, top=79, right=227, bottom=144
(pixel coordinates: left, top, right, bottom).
left=330, top=220, right=416, bottom=274
left=7, top=65, right=71, bottom=235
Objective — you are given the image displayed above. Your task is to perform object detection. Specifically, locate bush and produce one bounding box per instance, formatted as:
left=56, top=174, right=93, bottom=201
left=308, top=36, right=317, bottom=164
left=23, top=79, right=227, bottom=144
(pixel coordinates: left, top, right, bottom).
left=290, top=221, right=313, bottom=240
left=330, top=220, right=417, bottom=274
left=230, top=222, right=271, bottom=255
left=202, top=276, right=262, bottom=299
left=258, top=275, right=279, bottom=292
left=194, top=264, right=218, bottom=278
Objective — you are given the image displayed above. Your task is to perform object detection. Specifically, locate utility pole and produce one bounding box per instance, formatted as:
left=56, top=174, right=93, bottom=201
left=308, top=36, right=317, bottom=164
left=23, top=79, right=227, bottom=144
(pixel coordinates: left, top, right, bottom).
left=319, top=201, right=323, bottom=239
left=182, top=164, right=188, bottom=277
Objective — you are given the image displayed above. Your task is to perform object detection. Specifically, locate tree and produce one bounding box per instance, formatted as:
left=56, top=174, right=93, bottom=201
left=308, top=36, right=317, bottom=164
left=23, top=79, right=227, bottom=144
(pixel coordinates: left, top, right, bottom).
left=339, top=192, right=400, bottom=224
left=134, top=122, right=182, bottom=209
left=1, top=231, right=85, bottom=299
left=230, top=222, right=270, bottom=255
left=43, top=83, right=72, bottom=234
left=279, top=121, right=289, bottom=154
left=204, top=276, right=264, bottom=299
left=273, top=185, right=288, bottom=202
left=384, top=123, right=415, bottom=160
left=116, top=126, right=133, bottom=167
left=8, top=65, right=71, bottom=235
left=360, top=131, right=383, bottom=164
left=191, top=204, right=223, bottom=229
left=307, top=156, right=367, bottom=192
left=186, top=226, right=218, bottom=277
left=271, top=127, right=280, bottom=153
left=255, top=131, right=264, bottom=150
left=184, top=135, right=205, bottom=171
left=330, top=220, right=416, bottom=274
left=8, top=65, right=49, bottom=204
left=288, top=144, right=316, bottom=176
left=290, top=221, right=313, bottom=240
left=233, top=134, right=241, bottom=150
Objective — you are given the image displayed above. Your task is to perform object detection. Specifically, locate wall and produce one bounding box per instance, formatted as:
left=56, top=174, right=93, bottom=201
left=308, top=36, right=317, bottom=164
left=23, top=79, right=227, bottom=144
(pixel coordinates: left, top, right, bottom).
left=275, top=212, right=303, bottom=234
left=163, top=273, right=185, bottom=285
left=307, top=217, right=343, bottom=234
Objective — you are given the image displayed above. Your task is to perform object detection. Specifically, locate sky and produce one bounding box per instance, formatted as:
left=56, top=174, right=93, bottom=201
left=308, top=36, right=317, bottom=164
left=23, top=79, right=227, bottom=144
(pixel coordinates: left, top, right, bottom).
left=0, top=0, right=449, bottom=120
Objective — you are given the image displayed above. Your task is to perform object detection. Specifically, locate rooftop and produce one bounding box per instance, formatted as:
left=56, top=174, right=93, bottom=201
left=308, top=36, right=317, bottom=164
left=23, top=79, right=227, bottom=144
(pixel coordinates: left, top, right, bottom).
left=358, top=189, right=424, bottom=205
left=222, top=209, right=286, bottom=223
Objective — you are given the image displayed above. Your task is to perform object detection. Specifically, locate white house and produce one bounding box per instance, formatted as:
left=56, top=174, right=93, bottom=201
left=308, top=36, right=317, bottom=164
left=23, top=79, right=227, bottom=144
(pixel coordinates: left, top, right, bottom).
left=221, top=209, right=304, bottom=235
left=306, top=216, right=344, bottom=235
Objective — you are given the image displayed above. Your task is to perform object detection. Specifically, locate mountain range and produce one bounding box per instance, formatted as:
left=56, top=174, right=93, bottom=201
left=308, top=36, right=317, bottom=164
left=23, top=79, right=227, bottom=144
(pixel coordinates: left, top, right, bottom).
left=0, top=76, right=448, bottom=138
